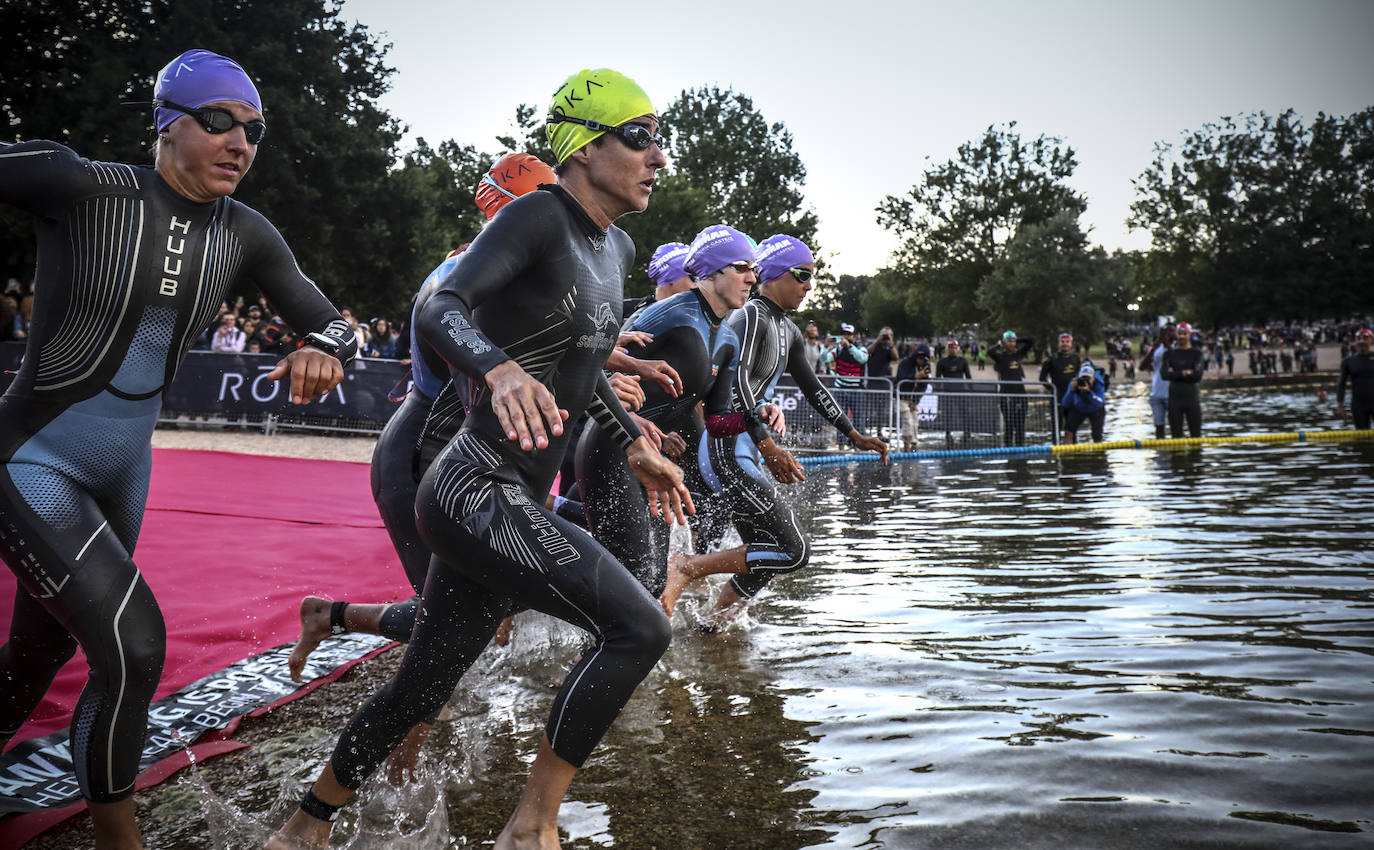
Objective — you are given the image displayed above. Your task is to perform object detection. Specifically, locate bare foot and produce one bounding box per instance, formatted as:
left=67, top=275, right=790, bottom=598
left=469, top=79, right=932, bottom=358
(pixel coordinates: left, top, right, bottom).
left=288, top=596, right=333, bottom=683
left=699, top=597, right=748, bottom=634
left=265, top=812, right=331, bottom=849
left=659, top=551, right=693, bottom=618
left=492, top=615, right=516, bottom=647
left=495, top=821, right=562, bottom=850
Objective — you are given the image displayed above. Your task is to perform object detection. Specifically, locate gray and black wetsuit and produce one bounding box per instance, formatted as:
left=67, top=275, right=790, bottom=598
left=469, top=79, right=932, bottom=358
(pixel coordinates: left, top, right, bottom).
left=702, top=294, right=854, bottom=600
left=327, top=185, right=661, bottom=786
left=0, top=140, right=355, bottom=803
left=1162, top=347, right=1205, bottom=437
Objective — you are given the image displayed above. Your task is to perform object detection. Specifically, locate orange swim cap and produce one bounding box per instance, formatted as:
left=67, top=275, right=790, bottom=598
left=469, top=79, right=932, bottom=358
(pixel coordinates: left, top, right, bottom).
left=475, top=153, right=556, bottom=220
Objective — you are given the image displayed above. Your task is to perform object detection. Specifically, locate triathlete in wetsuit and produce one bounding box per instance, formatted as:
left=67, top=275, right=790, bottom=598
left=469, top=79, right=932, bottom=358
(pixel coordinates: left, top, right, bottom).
left=987, top=330, right=1034, bottom=446
left=1039, top=332, right=1081, bottom=407
left=0, top=50, right=353, bottom=846
left=1338, top=328, right=1374, bottom=429
left=1162, top=322, right=1204, bottom=437
left=576, top=226, right=768, bottom=597
left=286, top=152, right=556, bottom=685
left=660, top=235, right=888, bottom=626
left=270, top=68, right=690, bottom=850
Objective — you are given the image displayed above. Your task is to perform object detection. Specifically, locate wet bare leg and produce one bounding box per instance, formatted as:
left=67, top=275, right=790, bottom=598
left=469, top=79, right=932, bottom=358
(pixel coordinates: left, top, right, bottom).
left=699, top=583, right=750, bottom=633
left=383, top=721, right=434, bottom=786
left=494, top=735, right=577, bottom=850
left=492, top=615, right=516, bottom=647
left=265, top=763, right=353, bottom=849
left=288, top=597, right=389, bottom=682
left=89, top=798, right=142, bottom=850
left=660, top=546, right=746, bottom=618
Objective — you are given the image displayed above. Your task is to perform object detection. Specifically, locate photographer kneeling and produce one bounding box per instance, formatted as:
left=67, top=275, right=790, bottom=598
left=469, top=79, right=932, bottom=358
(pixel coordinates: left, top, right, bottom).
left=1061, top=362, right=1106, bottom=444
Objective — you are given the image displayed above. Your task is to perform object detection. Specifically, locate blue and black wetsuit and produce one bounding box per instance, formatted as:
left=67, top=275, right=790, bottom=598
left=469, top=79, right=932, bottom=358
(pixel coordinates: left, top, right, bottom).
left=326, top=185, right=662, bottom=786
left=702, top=294, right=855, bottom=600
left=575, top=288, right=741, bottom=596
left=0, top=140, right=356, bottom=803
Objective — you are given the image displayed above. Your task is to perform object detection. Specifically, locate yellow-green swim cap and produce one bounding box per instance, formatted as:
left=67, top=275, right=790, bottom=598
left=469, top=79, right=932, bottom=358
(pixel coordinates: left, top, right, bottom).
left=547, top=68, right=655, bottom=164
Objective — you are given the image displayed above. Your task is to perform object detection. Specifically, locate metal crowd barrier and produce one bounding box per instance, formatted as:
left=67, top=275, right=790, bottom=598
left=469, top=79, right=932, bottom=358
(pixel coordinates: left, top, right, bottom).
left=763, top=375, right=1059, bottom=452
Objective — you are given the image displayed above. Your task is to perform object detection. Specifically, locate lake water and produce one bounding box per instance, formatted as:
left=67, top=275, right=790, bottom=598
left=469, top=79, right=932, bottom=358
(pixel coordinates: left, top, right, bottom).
left=158, top=386, right=1374, bottom=848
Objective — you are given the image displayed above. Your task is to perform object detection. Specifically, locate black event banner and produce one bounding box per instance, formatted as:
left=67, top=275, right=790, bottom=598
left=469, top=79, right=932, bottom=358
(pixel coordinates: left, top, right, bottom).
left=0, top=344, right=409, bottom=422
left=0, top=633, right=391, bottom=816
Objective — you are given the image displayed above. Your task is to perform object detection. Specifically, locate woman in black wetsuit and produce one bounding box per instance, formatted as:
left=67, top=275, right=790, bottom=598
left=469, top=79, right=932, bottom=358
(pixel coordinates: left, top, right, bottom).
left=269, top=68, right=692, bottom=850
left=0, top=50, right=354, bottom=848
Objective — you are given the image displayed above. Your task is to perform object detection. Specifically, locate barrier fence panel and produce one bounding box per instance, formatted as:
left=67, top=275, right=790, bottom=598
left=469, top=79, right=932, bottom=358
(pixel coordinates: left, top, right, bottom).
left=766, top=375, right=897, bottom=450
left=894, top=378, right=1060, bottom=451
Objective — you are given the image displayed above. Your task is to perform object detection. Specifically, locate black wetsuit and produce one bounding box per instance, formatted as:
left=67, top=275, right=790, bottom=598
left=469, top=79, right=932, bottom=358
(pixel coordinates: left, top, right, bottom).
left=1039, top=352, right=1081, bottom=407
left=0, top=141, right=356, bottom=803
left=1162, top=347, right=1205, bottom=437
left=703, top=295, right=855, bottom=599
left=1338, top=351, right=1374, bottom=429
left=987, top=338, right=1034, bottom=446
left=367, top=251, right=464, bottom=643
left=326, top=186, right=660, bottom=786
left=576, top=289, right=741, bottom=596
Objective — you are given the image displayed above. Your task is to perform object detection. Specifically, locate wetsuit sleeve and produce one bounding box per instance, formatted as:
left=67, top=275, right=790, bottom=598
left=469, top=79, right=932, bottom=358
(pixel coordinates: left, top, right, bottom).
left=1038, top=360, right=1052, bottom=383
left=0, top=141, right=89, bottom=216
left=240, top=209, right=357, bottom=364
left=587, top=370, right=643, bottom=450
left=1337, top=358, right=1349, bottom=405
left=790, top=331, right=855, bottom=436
left=961, top=359, right=972, bottom=379
left=415, top=194, right=551, bottom=378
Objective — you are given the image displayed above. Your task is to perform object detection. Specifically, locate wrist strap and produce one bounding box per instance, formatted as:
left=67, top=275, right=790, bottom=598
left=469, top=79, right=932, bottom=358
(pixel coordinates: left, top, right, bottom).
left=329, top=601, right=349, bottom=635
left=300, top=788, right=341, bottom=823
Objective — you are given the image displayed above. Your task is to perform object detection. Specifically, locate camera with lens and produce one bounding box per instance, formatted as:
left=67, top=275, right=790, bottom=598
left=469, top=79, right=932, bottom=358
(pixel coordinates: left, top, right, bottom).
left=1075, top=375, right=1091, bottom=389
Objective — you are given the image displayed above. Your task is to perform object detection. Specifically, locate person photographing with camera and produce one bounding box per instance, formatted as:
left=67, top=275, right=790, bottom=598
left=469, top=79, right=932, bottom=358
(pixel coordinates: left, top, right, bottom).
left=1061, top=362, right=1106, bottom=443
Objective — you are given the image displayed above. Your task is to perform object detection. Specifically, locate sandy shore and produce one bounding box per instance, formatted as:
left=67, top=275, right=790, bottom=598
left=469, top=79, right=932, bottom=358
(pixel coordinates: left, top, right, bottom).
left=152, top=428, right=378, bottom=463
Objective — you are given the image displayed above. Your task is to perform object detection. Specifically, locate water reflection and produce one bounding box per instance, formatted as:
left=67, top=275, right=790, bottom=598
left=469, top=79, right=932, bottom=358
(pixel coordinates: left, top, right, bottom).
left=121, top=391, right=1372, bottom=849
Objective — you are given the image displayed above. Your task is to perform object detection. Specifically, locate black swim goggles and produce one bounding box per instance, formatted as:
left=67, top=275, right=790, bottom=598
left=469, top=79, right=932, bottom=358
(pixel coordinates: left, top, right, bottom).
left=156, top=99, right=267, bottom=144
left=788, top=267, right=815, bottom=283
left=547, top=114, right=665, bottom=151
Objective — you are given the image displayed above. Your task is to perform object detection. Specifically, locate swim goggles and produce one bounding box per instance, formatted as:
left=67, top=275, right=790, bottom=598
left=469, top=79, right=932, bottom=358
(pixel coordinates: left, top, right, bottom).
left=547, top=114, right=665, bottom=151
left=157, top=99, right=266, bottom=144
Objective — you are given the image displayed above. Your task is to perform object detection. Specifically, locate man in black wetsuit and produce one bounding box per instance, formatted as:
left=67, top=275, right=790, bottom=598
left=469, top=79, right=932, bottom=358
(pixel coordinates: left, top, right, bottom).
left=1162, top=321, right=1205, bottom=437
left=1039, top=332, right=1081, bottom=441
left=934, top=339, right=973, bottom=447
left=659, top=234, right=889, bottom=626
left=987, top=330, right=1034, bottom=446
left=270, top=68, right=692, bottom=850
left=576, top=224, right=776, bottom=599
left=1338, top=327, right=1374, bottom=429
left=0, top=50, right=355, bottom=848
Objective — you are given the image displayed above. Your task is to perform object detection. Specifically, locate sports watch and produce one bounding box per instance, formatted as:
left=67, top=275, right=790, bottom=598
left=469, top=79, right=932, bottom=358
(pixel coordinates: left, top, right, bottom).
left=300, top=331, right=342, bottom=357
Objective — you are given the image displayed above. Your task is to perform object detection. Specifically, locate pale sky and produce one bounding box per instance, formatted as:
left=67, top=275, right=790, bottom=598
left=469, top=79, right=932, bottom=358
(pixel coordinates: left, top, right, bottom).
left=340, top=0, right=1373, bottom=276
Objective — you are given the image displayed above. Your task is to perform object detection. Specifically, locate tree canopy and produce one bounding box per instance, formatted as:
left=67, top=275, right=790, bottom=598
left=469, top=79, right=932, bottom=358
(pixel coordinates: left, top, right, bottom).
left=1128, top=107, right=1374, bottom=324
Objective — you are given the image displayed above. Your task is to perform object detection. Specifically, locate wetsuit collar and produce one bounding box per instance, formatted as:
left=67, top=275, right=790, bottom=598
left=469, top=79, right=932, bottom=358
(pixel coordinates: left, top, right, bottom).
left=750, top=293, right=786, bottom=317
left=545, top=183, right=609, bottom=247
left=692, top=287, right=727, bottom=325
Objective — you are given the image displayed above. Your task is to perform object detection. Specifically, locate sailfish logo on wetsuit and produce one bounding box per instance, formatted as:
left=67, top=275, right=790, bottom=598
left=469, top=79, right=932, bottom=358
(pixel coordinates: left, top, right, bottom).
left=442, top=310, right=492, bottom=356
left=577, top=302, right=618, bottom=352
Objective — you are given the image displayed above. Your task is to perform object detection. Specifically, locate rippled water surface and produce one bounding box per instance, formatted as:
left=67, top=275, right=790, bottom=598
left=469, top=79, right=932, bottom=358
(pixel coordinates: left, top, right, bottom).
left=152, top=389, right=1374, bottom=848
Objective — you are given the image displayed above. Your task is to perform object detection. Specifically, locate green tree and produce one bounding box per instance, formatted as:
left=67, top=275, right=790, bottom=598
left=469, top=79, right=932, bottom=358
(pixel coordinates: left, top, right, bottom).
left=1129, top=107, right=1374, bottom=324
left=875, top=122, right=1086, bottom=330
left=977, top=211, right=1109, bottom=355
left=0, top=0, right=467, bottom=320
left=862, top=268, right=933, bottom=339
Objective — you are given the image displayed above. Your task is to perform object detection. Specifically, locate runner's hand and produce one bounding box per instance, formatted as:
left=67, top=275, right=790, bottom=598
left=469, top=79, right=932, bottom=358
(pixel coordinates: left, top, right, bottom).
left=848, top=429, right=890, bottom=465
left=268, top=348, right=344, bottom=405
left=630, top=358, right=682, bottom=398
left=485, top=360, right=567, bottom=451
left=617, top=330, right=653, bottom=349
left=660, top=431, right=688, bottom=460
left=626, top=437, right=694, bottom=524
left=757, top=403, right=787, bottom=437
left=758, top=437, right=805, bottom=484
left=631, top=414, right=667, bottom=452
left=609, top=372, right=645, bottom=410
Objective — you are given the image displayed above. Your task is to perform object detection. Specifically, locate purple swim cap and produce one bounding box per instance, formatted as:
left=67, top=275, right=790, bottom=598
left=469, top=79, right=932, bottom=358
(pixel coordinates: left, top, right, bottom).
left=154, top=49, right=262, bottom=132
left=648, top=242, right=690, bottom=288
left=755, top=234, right=814, bottom=285
left=684, top=225, right=755, bottom=280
